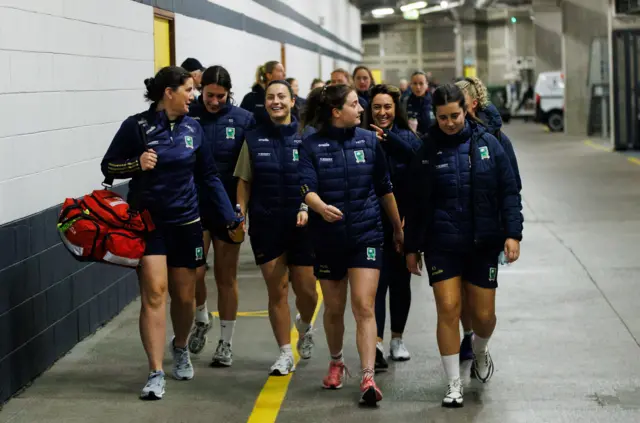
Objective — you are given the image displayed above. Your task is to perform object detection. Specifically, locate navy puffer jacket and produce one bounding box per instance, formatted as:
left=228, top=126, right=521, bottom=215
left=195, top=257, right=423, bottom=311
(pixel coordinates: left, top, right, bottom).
left=189, top=100, right=255, bottom=208
left=298, top=126, right=393, bottom=252
left=240, top=84, right=269, bottom=126
left=404, top=120, right=523, bottom=253
left=380, top=125, right=422, bottom=240
left=405, top=92, right=432, bottom=135
left=477, top=103, right=522, bottom=192
left=245, top=120, right=303, bottom=235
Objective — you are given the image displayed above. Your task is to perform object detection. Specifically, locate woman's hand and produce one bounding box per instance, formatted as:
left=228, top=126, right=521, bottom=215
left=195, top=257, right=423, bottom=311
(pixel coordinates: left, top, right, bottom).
left=370, top=124, right=387, bottom=142
left=504, top=238, right=520, bottom=263
left=406, top=253, right=423, bottom=276
left=393, top=228, right=404, bottom=253
left=297, top=211, right=308, bottom=227
left=320, top=204, right=343, bottom=223
left=140, top=149, right=157, bottom=171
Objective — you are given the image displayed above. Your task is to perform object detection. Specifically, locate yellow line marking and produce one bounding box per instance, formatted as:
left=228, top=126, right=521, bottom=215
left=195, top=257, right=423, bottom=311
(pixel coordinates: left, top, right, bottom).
left=247, top=281, right=324, bottom=423
left=628, top=157, right=640, bottom=166
left=584, top=139, right=611, bottom=152
left=210, top=311, right=269, bottom=318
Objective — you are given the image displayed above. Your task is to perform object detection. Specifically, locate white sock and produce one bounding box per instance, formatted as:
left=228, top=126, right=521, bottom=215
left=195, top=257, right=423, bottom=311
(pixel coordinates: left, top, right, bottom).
left=220, top=320, right=235, bottom=345
left=441, top=354, right=460, bottom=383
left=472, top=334, right=490, bottom=354
left=295, top=316, right=311, bottom=334
left=195, top=304, right=209, bottom=323
left=280, top=344, right=293, bottom=356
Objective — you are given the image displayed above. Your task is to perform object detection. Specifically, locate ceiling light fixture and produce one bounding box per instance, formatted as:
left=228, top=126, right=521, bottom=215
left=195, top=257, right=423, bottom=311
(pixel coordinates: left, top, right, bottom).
left=371, top=7, right=395, bottom=17
left=400, top=1, right=428, bottom=12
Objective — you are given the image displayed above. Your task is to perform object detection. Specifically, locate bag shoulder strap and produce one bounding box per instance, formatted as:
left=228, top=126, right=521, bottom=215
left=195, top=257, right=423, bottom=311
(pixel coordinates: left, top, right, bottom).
left=102, top=113, right=151, bottom=188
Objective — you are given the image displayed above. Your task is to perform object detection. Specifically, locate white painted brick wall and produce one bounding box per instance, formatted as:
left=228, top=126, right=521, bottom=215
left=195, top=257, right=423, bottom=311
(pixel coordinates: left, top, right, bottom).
left=0, top=0, right=153, bottom=225
left=0, top=0, right=362, bottom=225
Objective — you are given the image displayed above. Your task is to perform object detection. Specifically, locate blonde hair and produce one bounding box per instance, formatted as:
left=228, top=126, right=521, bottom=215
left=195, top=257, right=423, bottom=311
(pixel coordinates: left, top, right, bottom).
left=455, top=77, right=489, bottom=108
left=255, top=61, right=280, bottom=85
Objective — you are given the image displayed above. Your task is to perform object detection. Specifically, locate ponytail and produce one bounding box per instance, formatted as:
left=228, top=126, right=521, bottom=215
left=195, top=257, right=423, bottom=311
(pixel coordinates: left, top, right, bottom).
left=455, top=77, right=489, bottom=108
left=255, top=60, right=281, bottom=86
left=302, top=84, right=354, bottom=134
left=144, top=66, right=192, bottom=103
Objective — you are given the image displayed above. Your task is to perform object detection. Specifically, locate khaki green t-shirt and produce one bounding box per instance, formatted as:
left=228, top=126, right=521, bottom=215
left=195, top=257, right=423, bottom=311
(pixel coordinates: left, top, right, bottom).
left=233, top=141, right=252, bottom=182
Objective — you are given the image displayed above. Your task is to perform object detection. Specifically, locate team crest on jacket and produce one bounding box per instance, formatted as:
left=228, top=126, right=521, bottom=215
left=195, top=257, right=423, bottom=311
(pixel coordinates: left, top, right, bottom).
left=292, top=149, right=299, bottom=162
left=354, top=150, right=366, bottom=164
left=226, top=127, right=235, bottom=139
left=479, top=146, right=490, bottom=160
left=185, top=136, right=194, bottom=149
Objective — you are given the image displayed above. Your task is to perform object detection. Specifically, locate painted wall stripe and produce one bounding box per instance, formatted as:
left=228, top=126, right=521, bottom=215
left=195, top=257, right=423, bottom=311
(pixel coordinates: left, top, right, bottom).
left=132, top=0, right=361, bottom=64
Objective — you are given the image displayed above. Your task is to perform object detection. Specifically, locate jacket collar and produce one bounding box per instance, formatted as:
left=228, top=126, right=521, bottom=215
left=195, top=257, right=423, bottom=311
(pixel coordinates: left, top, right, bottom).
left=145, top=103, right=186, bottom=127
left=325, top=125, right=356, bottom=141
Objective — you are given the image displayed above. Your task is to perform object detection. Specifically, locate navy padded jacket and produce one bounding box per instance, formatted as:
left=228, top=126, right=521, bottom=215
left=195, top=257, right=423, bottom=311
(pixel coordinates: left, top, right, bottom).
left=244, top=120, right=303, bottom=235
left=189, top=100, right=255, bottom=207
left=240, top=84, right=269, bottom=126
left=101, top=106, right=236, bottom=226
left=380, top=125, right=422, bottom=240
left=298, top=126, right=393, bottom=252
left=404, top=120, right=523, bottom=253
left=405, top=92, right=432, bottom=135
left=477, top=103, right=522, bottom=192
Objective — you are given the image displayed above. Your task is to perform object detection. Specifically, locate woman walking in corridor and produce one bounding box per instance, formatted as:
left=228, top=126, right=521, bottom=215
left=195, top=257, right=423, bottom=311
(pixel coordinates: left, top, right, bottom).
left=101, top=66, right=243, bottom=400
left=404, top=84, right=523, bottom=408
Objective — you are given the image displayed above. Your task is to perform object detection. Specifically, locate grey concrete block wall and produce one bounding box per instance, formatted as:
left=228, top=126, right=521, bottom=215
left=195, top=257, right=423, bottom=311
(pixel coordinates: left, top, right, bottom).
left=0, top=185, right=138, bottom=405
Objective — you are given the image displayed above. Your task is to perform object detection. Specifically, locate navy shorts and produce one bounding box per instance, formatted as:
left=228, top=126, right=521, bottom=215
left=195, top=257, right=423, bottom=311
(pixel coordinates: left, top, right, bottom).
left=425, top=249, right=500, bottom=289
left=200, top=207, right=239, bottom=245
left=314, top=246, right=383, bottom=281
left=144, top=221, right=205, bottom=269
left=250, top=227, right=314, bottom=266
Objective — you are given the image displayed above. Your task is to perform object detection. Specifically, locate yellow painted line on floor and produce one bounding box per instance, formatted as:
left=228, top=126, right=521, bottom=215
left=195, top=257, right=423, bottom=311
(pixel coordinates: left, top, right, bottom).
left=247, top=281, right=324, bottom=423
left=584, top=139, right=611, bottom=152
left=210, top=310, right=269, bottom=318
left=628, top=157, right=640, bottom=166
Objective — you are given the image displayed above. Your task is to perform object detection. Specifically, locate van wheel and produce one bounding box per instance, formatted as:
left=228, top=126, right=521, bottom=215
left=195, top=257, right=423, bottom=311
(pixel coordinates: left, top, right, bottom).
left=547, top=111, right=564, bottom=132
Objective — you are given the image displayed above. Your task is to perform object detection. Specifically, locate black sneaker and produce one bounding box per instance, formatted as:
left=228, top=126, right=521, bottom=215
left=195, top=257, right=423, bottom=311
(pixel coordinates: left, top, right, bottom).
left=375, top=342, right=388, bottom=371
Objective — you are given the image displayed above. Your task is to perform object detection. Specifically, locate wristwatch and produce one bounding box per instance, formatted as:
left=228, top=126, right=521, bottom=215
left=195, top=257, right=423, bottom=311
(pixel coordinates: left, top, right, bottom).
left=299, top=203, right=309, bottom=212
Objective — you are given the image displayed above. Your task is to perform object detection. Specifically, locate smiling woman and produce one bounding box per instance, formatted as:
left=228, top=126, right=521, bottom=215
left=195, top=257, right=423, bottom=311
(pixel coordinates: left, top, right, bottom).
left=234, top=79, right=319, bottom=377
left=101, top=66, right=243, bottom=401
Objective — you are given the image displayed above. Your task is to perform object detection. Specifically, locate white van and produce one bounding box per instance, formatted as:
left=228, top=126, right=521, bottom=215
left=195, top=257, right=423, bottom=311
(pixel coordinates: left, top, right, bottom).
left=534, top=71, right=564, bottom=132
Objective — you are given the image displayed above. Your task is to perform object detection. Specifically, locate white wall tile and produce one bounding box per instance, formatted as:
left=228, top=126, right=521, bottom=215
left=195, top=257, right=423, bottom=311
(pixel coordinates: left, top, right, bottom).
left=0, top=0, right=64, bottom=16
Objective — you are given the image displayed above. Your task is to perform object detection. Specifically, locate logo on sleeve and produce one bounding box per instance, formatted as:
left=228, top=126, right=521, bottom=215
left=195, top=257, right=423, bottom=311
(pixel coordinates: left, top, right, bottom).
left=366, top=247, right=376, bottom=261
left=226, top=127, right=235, bottom=139
left=292, top=149, right=299, bottom=162
left=479, top=146, right=490, bottom=160
left=185, top=136, right=194, bottom=149
left=354, top=150, right=366, bottom=164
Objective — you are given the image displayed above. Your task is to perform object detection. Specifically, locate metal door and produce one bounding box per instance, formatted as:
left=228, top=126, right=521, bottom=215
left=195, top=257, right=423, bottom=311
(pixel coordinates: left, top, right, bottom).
left=612, top=29, right=640, bottom=150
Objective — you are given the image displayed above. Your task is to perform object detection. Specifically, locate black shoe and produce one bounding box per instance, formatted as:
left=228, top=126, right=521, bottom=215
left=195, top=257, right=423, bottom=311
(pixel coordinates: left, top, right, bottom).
left=375, top=342, right=388, bottom=370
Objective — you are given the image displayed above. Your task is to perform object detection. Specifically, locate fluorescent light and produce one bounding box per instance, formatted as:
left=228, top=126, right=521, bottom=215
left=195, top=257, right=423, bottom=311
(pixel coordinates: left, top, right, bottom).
left=440, top=1, right=448, bottom=7
left=371, top=7, right=395, bottom=17
left=400, top=1, right=427, bottom=12
left=403, top=9, right=420, bottom=19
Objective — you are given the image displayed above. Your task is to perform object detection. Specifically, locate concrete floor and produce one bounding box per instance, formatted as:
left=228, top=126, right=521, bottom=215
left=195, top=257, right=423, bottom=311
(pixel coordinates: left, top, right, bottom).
left=1, top=122, right=640, bottom=423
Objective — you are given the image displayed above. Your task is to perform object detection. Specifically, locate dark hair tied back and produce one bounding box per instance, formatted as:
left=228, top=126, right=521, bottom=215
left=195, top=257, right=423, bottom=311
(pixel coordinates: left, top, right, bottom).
left=266, top=80, right=294, bottom=99
left=201, top=65, right=234, bottom=101
left=144, top=66, right=192, bottom=103
left=302, top=84, right=353, bottom=133
left=431, top=83, right=467, bottom=116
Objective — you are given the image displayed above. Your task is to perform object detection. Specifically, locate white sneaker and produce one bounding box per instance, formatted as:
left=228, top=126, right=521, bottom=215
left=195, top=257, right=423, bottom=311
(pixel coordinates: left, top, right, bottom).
left=140, top=370, right=165, bottom=400
left=188, top=318, right=212, bottom=354
left=171, top=340, right=194, bottom=380
left=296, top=315, right=314, bottom=360
left=441, top=378, right=463, bottom=408
left=389, top=338, right=410, bottom=361
left=472, top=349, right=494, bottom=383
left=211, top=340, right=233, bottom=367
left=269, top=351, right=295, bottom=376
